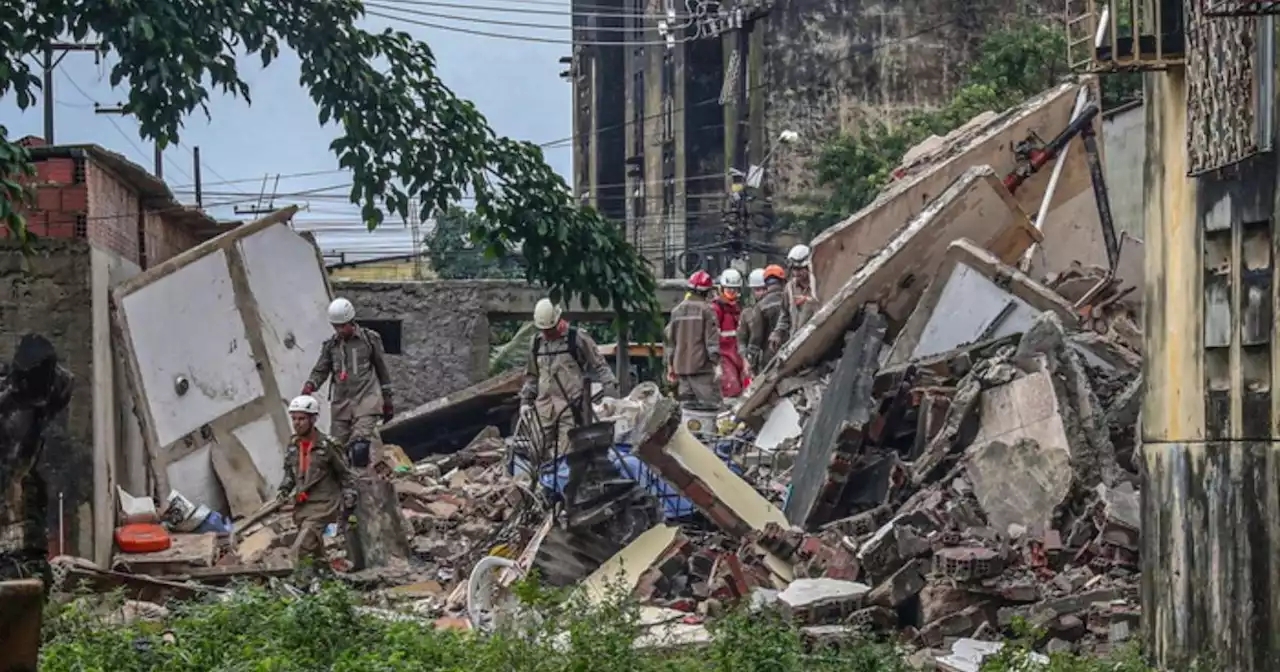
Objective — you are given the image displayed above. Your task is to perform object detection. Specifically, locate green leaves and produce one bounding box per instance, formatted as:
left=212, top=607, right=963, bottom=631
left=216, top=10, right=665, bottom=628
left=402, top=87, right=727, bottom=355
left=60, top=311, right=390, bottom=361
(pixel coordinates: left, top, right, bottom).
left=0, top=0, right=660, bottom=335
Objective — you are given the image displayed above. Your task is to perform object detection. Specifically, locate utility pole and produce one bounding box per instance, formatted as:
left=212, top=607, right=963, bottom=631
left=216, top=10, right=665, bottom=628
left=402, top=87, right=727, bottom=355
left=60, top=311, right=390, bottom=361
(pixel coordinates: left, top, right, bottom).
left=94, top=105, right=164, bottom=178
left=721, top=0, right=770, bottom=270
left=40, top=41, right=104, bottom=144
left=234, top=174, right=283, bottom=217
left=192, top=146, right=203, bottom=207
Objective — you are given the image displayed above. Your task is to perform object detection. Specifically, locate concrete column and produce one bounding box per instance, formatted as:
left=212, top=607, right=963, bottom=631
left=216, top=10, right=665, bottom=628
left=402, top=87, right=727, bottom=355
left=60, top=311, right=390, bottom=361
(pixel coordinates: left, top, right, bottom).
left=1141, top=67, right=1280, bottom=671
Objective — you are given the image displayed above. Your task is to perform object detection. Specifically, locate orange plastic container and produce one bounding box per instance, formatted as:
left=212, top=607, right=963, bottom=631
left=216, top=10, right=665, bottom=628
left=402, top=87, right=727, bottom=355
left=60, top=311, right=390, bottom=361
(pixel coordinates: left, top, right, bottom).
left=114, top=523, right=172, bottom=554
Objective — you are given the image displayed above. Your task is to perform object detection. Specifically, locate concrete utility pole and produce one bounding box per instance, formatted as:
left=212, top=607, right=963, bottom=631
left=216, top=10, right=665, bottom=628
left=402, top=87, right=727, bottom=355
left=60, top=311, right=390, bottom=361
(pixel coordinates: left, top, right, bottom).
left=40, top=42, right=104, bottom=144
left=719, top=0, right=771, bottom=269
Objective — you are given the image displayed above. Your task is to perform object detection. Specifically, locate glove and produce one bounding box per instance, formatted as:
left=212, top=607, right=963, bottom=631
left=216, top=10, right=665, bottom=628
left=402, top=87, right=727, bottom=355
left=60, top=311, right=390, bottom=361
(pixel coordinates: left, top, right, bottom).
left=301, top=382, right=316, bottom=395
left=713, top=364, right=723, bottom=381
left=382, top=401, right=394, bottom=422
left=768, top=333, right=782, bottom=352
left=666, top=369, right=677, bottom=383
left=342, top=489, right=357, bottom=509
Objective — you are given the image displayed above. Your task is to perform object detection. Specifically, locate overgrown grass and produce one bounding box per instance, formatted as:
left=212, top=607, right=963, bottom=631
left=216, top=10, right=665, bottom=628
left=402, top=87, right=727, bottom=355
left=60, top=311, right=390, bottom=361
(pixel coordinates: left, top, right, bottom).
left=39, top=580, right=1160, bottom=672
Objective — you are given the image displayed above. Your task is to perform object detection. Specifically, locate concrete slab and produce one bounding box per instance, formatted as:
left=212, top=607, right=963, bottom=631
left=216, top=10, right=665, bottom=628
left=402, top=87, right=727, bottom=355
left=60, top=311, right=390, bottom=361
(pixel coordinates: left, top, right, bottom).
left=810, top=81, right=1098, bottom=301
left=380, top=369, right=524, bottom=459
left=579, top=524, right=682, bottom=605
left=966, top=371, right=1076, bottom=532
left=785, top=313, right=886, bottom=528
left=885, top=240, right=1078, bottom=368
left=777, top=578, right=871, bottom=624
left=737, top=166, right=1039, bottom=420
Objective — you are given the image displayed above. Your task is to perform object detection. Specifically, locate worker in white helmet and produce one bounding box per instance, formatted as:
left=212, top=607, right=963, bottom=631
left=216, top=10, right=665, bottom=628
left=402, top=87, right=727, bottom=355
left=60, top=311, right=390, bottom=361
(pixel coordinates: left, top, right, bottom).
left=277, top=394, right=355, bottom=576
left=770, top=244, right=816, bottom=352
left=519, top=298, right=618, bottom=464
left=711, top=268, right=747, bottom=399
left=303, top=297, right=393, bottom=470
left=737, top=267, right=783, bottom=377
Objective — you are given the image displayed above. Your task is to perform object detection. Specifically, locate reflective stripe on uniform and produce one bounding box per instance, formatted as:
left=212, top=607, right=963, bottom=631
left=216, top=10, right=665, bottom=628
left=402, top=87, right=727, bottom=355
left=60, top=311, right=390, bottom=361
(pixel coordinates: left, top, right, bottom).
left=720, top=330, right=737, bottom=338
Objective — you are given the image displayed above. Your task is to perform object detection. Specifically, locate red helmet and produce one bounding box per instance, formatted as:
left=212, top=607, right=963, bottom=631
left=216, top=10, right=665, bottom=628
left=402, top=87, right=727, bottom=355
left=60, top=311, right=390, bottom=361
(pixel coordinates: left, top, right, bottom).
left=687, top=270, right=714, bottom=290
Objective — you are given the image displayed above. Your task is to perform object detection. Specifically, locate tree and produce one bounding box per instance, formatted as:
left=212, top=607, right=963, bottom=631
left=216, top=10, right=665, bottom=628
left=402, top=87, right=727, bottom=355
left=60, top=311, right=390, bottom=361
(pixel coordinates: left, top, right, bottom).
left=0, top=1, right=660, bottom=332
left=426, top=206, right=524, bottom=280
left=802, top=17, right=1138, bottom=235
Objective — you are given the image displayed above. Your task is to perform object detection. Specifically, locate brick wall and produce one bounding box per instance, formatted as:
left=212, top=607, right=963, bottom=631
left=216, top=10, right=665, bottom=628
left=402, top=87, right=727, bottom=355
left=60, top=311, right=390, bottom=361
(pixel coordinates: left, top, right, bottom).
left=7, top=141, right=206, bottom=268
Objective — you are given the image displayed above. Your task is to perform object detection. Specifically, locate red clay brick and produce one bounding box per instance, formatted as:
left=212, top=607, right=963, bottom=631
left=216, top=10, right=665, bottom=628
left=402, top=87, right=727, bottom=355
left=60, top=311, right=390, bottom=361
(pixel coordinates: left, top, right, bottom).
left=60, top=185, right=88, bottom=212
left=36, top=158, right=74, bottom=185
left=35, top=187, right=59, bottom=211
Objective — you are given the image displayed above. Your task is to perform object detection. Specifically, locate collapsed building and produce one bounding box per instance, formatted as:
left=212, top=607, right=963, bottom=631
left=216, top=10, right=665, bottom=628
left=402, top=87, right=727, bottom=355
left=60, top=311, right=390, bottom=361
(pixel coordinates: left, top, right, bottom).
left=15, top=76, right=1149, bottom=671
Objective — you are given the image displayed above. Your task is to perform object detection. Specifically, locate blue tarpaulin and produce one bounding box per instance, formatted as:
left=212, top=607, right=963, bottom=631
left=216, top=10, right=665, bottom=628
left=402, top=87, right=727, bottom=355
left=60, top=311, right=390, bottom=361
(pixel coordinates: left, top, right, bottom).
left=509, top=441, right=744, bottom=522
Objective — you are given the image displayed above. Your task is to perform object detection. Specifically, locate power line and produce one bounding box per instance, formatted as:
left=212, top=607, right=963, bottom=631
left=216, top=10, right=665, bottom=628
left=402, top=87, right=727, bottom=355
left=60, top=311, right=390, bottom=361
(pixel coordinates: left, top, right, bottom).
left=366, top=1, right=654, bottom=31
left=375, top=0, right=692, bottom=19
left=367, top=9, right=690, bottom=45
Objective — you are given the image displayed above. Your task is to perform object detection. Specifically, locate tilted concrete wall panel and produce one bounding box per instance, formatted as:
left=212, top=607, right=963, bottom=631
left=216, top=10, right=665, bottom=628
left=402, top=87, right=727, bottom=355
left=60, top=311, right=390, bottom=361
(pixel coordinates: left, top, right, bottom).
left=112, top=208, right=333, bottom=517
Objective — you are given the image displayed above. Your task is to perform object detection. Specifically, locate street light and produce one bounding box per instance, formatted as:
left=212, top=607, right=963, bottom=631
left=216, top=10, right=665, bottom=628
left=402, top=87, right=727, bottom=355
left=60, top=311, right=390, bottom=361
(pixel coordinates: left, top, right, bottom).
left=744, top=129, right=800, bottom=189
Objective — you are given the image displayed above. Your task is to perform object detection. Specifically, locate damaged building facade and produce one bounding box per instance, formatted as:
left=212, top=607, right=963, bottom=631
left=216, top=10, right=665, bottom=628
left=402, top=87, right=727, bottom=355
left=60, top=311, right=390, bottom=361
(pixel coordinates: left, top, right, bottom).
left=568, top=0, right=1065, bottom=276
left=0, top=137, right=231, bottom=564
left=1125, top=1, right=1280, bottom=669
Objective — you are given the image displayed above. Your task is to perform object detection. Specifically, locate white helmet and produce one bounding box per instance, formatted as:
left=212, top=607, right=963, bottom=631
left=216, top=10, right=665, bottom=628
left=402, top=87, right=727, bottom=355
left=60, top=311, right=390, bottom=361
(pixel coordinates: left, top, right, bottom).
left=719, top=268, right=743, bottom=289
left=787, top=244, right=811, bottom=267
left=747, top=268, right=766, bottom=289
left=533, top=298, right=563, bottom=330
left=327, top=297, right=356, bottom=325
left=288, top=395, right=321, bottom=415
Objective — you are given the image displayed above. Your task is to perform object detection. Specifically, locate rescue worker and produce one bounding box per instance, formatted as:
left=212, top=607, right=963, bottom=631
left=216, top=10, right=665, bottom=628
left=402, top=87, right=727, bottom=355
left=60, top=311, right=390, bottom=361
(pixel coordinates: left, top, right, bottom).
left=0, top=334, right=73, bottom=588
left=770, top=244, right=817, bottom=353
left=277, top=394, right=356, bottom=575
left=665, top=270, right=722, bottom=407
left=303, top=297, right=393, bottom=469
left=520, top=299, right=618, bottom=465
left=743, top=265, right=787, bottom=374
left=712, top=268, right=747, bottom=399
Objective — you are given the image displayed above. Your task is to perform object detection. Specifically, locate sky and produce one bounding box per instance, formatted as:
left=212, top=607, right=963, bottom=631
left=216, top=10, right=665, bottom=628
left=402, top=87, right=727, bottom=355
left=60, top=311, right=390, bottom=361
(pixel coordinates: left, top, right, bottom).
left=1, top=1, right=578, bottom=261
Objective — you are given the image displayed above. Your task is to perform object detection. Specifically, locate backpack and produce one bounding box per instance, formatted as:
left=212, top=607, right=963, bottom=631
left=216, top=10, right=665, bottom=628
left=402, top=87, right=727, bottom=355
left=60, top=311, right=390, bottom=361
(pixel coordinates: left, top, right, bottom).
left=530, top=327, right=581, bottom=374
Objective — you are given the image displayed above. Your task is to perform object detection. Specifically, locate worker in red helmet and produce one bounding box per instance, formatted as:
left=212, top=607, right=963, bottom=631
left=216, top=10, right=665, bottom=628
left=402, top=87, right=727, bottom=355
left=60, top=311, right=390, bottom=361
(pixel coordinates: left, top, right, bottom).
left=712, top=268, right=747, bottom=399
left=664, top=269, right=722, bottom=407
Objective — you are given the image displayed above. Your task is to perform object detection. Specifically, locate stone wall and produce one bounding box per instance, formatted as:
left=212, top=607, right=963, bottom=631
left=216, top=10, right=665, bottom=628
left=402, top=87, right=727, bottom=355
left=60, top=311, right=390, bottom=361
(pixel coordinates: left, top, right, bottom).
left=0, top=239, right=96, bottom=558
left=763, top=0, right=1060, bottom=207
left=335, top=279, right=689, bottom=411
left=338, top=281, right=492, bottom=411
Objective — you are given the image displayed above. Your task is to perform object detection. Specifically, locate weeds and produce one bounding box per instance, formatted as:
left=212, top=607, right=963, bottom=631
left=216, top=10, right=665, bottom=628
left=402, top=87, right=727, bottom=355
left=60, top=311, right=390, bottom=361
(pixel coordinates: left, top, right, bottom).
left=38, top=581, right=1160, bottom=672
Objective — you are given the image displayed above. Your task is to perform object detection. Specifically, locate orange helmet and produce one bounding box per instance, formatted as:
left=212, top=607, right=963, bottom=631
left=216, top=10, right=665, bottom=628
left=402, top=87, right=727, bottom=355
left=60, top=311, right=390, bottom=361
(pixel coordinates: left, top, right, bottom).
left=763, top=265, right=786, bottom=282
left=687, top=270, right=714, bottom=291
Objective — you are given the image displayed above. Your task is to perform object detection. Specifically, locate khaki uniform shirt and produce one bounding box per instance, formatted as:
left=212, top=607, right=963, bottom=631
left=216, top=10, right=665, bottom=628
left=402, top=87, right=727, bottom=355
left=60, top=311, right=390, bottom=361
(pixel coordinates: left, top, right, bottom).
left=665, top=297, right=720, bottom=376
left=520, top=327, right=617, bottom=427
left=277, top=430, right=353, bottom=510
left=741, top=286, right=785, bottom=368
left=307, top=327, right=392, bottom=421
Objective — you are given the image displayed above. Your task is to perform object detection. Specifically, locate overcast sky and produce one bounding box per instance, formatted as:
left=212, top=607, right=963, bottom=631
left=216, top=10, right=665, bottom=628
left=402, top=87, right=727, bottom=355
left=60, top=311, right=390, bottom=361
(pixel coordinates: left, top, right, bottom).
left=1, top=4, right=575, bottom=260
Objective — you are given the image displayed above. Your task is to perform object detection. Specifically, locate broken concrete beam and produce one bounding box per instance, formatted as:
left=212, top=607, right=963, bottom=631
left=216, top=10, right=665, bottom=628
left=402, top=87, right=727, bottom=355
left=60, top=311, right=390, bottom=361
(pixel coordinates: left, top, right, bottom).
left=919, top=605, right=988, bottom=647
left=633, top=397, right=789, bottom=538
left=786, top=309, right=887, bottom=528
left=738, top=165, right=1043, bottom=421
left=777, top=578, right=871, bottom=625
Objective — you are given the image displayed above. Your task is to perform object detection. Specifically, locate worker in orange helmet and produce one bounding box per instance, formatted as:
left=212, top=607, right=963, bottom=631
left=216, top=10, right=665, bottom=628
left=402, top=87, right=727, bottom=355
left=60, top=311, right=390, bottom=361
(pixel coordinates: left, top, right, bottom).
left=712, top=268, right=747, bottom=399
left=664, top=269, right=723, bottom=407
left=742, top=264, right=788, bottom=375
